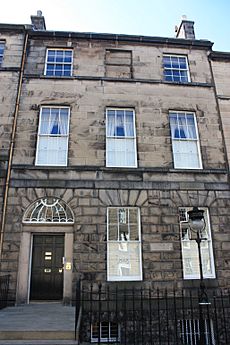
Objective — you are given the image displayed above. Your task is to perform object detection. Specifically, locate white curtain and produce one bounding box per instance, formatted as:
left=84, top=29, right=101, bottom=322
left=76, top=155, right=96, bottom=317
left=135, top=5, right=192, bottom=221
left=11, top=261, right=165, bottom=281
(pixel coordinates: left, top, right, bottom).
left=50, top=108, right=59, bottom=134
left=107, top=112, right=115, bottom=136
left=40, top=108, right=50, bottom=134
left=59, top=110, right=69, bottom=135
left=126, top=112, right=134, bottom=136
left=116, top=112, right=125, bottom=136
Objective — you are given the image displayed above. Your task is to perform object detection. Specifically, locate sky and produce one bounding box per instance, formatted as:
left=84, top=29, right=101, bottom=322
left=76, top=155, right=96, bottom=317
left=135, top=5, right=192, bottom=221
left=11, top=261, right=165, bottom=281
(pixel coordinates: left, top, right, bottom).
left=0, top=0, right=229, bottom=52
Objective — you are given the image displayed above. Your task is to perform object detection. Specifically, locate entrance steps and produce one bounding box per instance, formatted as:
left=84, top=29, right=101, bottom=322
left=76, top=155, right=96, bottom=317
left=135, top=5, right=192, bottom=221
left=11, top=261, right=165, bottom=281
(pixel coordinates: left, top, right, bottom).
left=0, top=303, right=78, bottom=344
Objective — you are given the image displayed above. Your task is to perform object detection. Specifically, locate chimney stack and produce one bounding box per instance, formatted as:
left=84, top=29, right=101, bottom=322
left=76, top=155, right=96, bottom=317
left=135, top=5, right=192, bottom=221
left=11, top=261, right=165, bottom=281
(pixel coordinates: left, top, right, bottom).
left=175, top=15, right=195, bottom=40
left=31, top=10, right=46, bottom=31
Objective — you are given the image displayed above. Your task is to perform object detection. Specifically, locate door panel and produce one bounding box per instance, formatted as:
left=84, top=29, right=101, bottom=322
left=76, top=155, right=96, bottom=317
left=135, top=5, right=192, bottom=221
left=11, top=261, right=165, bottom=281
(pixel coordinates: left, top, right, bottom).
left=30, top=234, right=64, bottom=300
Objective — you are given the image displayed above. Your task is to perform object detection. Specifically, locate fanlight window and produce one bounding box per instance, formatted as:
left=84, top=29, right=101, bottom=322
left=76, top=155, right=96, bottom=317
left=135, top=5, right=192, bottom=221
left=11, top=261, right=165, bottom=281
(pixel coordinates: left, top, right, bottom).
left=23, top=198, right=74, bottom=224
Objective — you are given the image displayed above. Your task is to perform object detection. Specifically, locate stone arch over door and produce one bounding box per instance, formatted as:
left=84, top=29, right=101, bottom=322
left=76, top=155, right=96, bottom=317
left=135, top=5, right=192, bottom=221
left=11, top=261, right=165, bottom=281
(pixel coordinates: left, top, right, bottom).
left=16, top=197, right=74, bottom=304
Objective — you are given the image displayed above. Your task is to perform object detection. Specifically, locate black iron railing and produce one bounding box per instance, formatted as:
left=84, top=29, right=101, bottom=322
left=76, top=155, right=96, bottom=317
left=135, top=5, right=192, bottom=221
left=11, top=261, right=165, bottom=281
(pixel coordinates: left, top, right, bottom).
left=76, top=282, right=230, bottom=345
left=0, top=274, right=10, bottom=309
left=75, top=279, right=82, bottom=341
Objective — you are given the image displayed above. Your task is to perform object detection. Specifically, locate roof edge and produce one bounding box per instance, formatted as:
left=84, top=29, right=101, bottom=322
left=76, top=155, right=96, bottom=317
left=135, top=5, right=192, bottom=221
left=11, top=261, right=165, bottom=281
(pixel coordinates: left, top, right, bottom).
left=27, top=29, right=213, bottom=48
left=210, top=51, right=230, bottom=61
left=0, top=23, right=32, bottom=31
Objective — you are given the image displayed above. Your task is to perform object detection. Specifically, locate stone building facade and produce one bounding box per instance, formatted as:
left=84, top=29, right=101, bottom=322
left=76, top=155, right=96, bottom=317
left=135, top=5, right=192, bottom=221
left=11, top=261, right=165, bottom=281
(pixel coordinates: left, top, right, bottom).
left=1, top=13, right=230, bottom=310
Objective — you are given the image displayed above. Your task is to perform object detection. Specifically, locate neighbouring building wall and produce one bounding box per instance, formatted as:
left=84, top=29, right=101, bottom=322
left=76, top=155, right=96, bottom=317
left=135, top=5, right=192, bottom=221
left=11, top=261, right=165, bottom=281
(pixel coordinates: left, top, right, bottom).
left=211, top=55, right=230, bottom=169
left=0, top=28, right=25, bottom=225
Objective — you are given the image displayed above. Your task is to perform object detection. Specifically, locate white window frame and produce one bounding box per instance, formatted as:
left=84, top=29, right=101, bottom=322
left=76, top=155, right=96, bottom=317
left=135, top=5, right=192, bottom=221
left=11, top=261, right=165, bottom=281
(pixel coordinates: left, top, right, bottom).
left=91, top=322, right=120, bottom=343
left=179, top=207, right=215, bottom=280
left=169, top=111, right=202, bottom=169
left=44, top=48, right=73, bottom=77
left=0, top=42, right=5, bottom=66
left=163, top=54, right=190, bottom=83
left=35, top=106, right=70, bottom=166
left=107, top=207, right=142, bottom=282
left=106, top=108, right=137, bottom=168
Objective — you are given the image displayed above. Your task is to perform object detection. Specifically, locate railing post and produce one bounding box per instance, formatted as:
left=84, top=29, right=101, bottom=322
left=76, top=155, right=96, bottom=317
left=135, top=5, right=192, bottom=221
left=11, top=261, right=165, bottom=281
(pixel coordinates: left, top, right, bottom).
left=0, top=274, right=10, bottom=309
left=98, top=283, right=102, bottom=345
left=75, top=278, right=82, bottom=341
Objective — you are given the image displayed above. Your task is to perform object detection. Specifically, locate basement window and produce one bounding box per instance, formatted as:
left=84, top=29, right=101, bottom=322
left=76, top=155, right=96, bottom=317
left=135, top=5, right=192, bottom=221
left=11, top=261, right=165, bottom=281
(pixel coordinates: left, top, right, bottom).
left=179, top=319, right=215, bottom=345
left=91, top=322, right=120, bottom=343
left=105, top=49, right=132, bottom=78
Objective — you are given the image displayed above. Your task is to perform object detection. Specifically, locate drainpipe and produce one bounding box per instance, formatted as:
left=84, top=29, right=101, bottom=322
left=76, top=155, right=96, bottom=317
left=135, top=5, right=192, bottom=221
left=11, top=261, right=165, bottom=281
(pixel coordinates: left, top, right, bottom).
left=0, top=30, right=29, bottom=264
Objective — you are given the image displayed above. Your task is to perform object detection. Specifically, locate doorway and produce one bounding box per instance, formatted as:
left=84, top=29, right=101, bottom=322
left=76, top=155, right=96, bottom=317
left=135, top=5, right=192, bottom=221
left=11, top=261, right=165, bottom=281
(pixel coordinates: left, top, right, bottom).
left=30, top=234, right=64, bottom=300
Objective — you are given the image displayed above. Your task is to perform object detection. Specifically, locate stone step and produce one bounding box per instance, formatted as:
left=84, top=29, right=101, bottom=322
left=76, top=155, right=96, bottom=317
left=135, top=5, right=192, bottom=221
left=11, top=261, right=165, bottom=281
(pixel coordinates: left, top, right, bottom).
left=0, top=331, right=75, bottom=341
left=0, top=341, right=78, bottom=345
left=0, top=303, right=78, bottom=343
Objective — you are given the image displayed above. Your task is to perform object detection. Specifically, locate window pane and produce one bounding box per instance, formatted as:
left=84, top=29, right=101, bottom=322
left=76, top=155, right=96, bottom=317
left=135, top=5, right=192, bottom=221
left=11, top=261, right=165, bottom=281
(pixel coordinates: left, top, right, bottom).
left=40, top=108, right=50, bottom=134
left=108, top=208, right=117, bottom=224
left=163, top=56, right=171, bottom=68
left=119, top=224, right=129, bottom=240
left=46, top=64, right=54, bottom=75
left=47, top=51, right=55, bottom=62
left=116, top=113, right=125, bottom=136
left=172, top=141, right=200, bottom=168
left=108, top=242, right=141, bottom=280
left=125, top=113, right=134, bottom=136
left=129, top=208, right=138, bottom=223
left=108, top=225, right=118, bottom=240
left=59, top=109, right=69, bottom=134
left=107, top=112, right=115, bottom=136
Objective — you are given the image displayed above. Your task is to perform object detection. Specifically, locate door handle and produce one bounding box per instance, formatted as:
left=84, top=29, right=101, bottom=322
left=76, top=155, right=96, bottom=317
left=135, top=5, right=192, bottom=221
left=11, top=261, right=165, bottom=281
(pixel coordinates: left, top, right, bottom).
left=44, top=268, right=51, bottom=273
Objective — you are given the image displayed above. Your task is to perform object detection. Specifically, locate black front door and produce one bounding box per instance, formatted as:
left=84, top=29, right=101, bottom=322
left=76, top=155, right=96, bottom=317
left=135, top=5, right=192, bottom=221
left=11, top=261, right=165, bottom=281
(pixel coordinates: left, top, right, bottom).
left=30, top=234, right=64, bottom=300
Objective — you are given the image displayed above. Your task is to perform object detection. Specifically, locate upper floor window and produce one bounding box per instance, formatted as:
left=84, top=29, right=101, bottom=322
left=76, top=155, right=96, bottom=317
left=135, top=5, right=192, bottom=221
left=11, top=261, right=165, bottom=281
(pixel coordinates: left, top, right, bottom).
left=44, top=49, right=73, bottom=77
left=107, top=207, right=142, bottom=281
left=0, top=42, right=5, bottom=66
left=163, top=55, right=190, bottom=83
left=105, top=49, right=132, bottom=78
left=179, top=207, right=215, bottom=280
left=106, top=108, right=137, bottom=168
left=169, top=111, right=202, bottom=169
left=35, top=106, right=70, bottom=166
